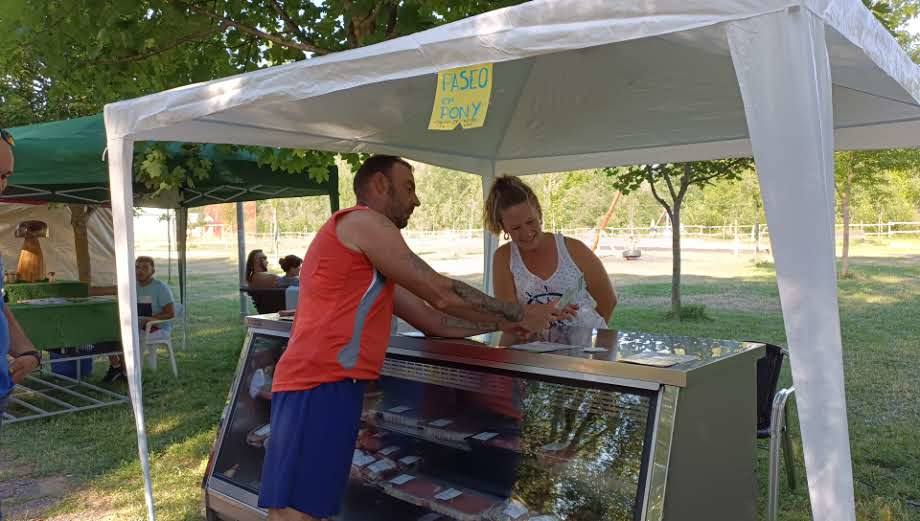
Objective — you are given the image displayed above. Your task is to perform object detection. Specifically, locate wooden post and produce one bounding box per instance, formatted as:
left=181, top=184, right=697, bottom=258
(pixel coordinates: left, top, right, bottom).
left=69, top=205, right=96, bottom=284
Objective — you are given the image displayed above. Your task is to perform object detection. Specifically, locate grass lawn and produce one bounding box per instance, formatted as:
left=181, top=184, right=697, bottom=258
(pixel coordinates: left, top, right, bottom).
left=1, top=247, right=918, bottom=521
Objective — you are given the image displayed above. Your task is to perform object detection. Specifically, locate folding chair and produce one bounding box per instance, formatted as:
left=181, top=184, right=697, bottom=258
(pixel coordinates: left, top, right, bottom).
left=754, top=342, right=797, bottom=521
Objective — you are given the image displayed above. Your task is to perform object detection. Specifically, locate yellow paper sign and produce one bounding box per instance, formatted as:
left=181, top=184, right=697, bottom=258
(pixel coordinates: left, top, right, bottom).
left=428, top=63, right=493, bottom=131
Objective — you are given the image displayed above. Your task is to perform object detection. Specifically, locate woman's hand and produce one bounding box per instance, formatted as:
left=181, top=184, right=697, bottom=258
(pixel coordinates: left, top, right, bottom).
left=557, top=303, right=579, bottom=321
left=518, top=301, right=561, bottom=334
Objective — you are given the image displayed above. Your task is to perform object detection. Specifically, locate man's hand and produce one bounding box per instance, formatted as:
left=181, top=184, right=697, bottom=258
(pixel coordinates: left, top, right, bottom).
left=9, top=355, right=39, bottom=384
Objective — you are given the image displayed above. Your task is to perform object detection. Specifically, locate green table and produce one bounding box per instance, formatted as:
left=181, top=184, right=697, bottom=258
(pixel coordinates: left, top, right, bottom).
left=5, top=280, right=90, bottom=304
left=8, top=298, right=119, bottom=350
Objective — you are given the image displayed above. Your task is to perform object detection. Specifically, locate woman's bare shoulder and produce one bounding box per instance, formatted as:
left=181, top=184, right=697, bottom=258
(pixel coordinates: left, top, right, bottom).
left=563, top=235, right=591, bottom=255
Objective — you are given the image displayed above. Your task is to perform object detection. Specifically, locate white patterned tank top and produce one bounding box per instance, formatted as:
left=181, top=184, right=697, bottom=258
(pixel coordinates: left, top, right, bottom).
left=510, top=233, right=607, bottom=329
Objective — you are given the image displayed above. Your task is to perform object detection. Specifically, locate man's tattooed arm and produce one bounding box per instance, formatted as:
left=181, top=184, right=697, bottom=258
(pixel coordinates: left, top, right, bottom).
left=399, top=250, right=523, bottom=322
left=451, top=279, right=524, bottom=322
left=439, top=315, right=499, bottom=334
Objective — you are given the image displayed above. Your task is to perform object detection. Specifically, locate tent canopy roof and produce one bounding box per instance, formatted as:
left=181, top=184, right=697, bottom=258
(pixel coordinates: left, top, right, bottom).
left=4, top=114, right=338, bottom=207
left=104, top=0, right=920, bottom=176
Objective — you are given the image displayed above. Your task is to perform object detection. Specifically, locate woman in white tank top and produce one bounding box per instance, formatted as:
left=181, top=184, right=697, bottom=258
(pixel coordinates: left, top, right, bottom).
left=484, top=176, right=618, bottom=331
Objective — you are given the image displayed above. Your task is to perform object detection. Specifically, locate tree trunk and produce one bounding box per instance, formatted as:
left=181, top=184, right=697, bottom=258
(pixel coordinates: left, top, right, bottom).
left=592, top=191, right=622, bottom=251
left=69, top=205, right=95, bottom=284
left=167, top=210, right=173, bottom=283
left=753, top=197, right=762, bottom=263
left=841, top=173, right=852, bottom=278
left=670, top=208, right=682, bottom=317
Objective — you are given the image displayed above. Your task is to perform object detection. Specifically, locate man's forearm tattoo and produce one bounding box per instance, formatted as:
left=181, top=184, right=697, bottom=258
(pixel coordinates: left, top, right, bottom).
left=403, top=251, right=523, bottom=322
left=440, top=315, right=498, bottom=332
left=451, top=280, right=524, bottom=322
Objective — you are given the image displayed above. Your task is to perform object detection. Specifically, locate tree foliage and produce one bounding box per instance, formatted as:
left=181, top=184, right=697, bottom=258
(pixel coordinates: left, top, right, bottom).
left=863, top=0, right=919, bottom=45
left=605, top=160, right=752, bottom=219
left=604, top=159, right=752, bottom=317
left=834, top=149, right=920, bottom=276
left=0, top=0, right=524, bottom=189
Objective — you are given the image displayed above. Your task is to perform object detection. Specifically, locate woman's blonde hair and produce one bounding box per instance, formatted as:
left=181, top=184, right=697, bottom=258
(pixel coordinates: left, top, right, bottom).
left=483, top=175, right=542, bottom=235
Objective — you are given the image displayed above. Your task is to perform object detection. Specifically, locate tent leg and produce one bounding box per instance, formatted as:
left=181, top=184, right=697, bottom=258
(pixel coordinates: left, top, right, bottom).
left=236, top=202, right=248, bottom=318
left=728, top=9, right=854, bottom=521
left=107, top=136, right=157, bottom=521
left=177, top=207, right=188, bottom=350
left=481, top=173, right=497, bottom=294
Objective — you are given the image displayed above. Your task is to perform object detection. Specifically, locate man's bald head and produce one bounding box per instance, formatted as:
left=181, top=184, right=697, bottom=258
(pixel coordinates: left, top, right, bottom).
left=0, top=138, right=13, bottom=195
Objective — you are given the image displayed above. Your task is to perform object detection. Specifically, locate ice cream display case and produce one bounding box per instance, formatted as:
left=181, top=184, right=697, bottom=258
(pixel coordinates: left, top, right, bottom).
left=203, top=314, right=764, bottom=521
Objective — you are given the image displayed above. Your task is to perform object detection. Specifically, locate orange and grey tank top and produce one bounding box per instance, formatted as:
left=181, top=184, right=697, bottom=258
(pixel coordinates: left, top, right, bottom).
left=272, top=206, right=396, bottom=392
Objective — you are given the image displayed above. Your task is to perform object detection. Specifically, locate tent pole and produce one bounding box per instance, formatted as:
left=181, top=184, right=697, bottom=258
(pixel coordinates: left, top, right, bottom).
left=328, top=164, right=340, bottom=213
left=728, top=10, right=854, bottom=521
left=106, top=136, right=157, bottom=521
left=176, top=207, right=188, bottom=350
left=236, top=202, right=247, bottom=317
left=481, top=169, right=498, bottom=294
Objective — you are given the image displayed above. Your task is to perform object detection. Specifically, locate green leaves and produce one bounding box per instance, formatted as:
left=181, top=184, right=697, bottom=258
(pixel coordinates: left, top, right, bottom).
left=834, top=149, right=920, bottom=221
left=134, top=143, right=214, bottom=196
left=603, top=158, right=753, bottom=211
left=243, top=146, right=337, bottom=182
left=863, top=0, right=919, bottom=46
left=308, top=165, right=330, bottom=183
left=1, top=0, right=540, bottom=128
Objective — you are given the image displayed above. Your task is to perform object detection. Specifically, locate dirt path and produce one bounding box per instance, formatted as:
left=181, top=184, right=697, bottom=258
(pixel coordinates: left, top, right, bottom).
left=0, top=454, right=76, bottom=521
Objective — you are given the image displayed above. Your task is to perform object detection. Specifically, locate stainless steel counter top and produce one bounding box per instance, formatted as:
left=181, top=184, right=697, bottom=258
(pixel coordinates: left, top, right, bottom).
left=244, top=314, right=764, bottom=388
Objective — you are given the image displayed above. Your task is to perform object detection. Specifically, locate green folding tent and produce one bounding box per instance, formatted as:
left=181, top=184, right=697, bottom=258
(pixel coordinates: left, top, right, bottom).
left=2, top=113, right=339, bottom=316
left=3, top=114, right=339, bottom=208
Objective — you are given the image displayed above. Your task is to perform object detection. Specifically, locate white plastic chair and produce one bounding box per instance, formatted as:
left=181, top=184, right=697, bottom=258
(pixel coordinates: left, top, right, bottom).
left=142, top=303, right=181, bottom=378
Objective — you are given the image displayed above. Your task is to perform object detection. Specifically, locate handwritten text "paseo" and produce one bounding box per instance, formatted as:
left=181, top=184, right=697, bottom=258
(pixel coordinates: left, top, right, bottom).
left=429, top=64, right=493, bottom=131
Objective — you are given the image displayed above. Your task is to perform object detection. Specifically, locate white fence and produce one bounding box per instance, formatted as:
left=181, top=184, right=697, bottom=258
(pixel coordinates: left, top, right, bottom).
left=147, top=221, right=920, bottom=254
left=219, top=221, right=920, bottom=244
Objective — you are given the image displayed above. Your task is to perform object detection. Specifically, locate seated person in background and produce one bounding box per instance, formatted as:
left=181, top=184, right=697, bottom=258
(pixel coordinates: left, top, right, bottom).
left=484, top=176, right=617, bottom=331
left=277, top=254, right=302, bottom=288
left=102, top=256, right=175, bottom=383
left=246, top=249, right=280, bottom=289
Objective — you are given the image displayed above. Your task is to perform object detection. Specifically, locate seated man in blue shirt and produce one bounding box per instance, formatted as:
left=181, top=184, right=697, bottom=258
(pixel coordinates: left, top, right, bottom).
left=102, top=256, right=175, bottom=382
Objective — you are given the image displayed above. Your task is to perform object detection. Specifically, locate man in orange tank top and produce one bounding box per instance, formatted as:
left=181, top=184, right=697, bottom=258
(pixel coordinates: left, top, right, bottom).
left=260, top=155, right=561, bottom=521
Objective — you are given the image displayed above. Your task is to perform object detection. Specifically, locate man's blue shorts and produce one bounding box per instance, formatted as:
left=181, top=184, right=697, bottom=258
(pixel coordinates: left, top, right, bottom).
left=258, top=379, right=366, bottom=518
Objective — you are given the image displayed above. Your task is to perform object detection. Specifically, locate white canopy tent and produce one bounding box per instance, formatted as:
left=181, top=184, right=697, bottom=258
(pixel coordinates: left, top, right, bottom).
left=103, top=1, right=920, bottom=519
